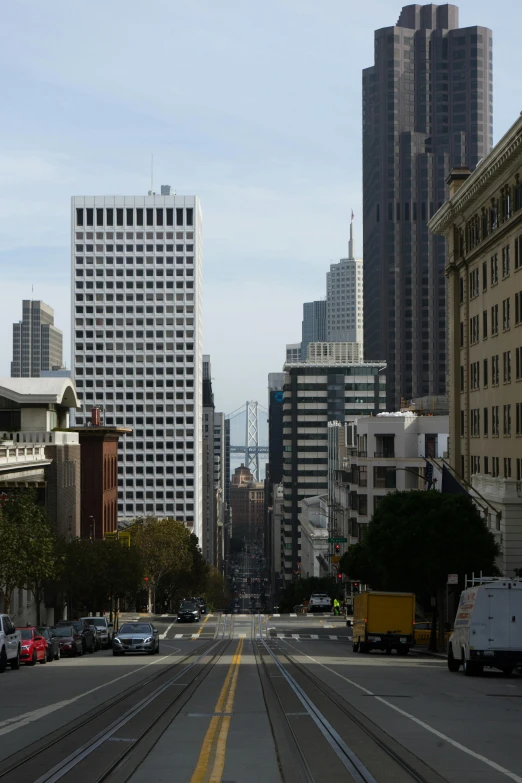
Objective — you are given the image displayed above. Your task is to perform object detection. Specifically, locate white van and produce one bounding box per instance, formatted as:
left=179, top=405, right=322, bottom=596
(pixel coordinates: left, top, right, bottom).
left=448, top=579, right=522, bottom=676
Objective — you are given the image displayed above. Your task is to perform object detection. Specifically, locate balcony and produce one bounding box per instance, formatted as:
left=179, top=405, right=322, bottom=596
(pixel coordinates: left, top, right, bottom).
left=0, top=444, right=49, bottom=468
left=357, top=450, right=367, bottom=458
left=0, top=431, right=79, bottom=446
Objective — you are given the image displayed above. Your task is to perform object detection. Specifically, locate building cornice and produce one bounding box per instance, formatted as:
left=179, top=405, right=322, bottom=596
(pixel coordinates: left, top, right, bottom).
left=429, top=115, right=522, bottom=236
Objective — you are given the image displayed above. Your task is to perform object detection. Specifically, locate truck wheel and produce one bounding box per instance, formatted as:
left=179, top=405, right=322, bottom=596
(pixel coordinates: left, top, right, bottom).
left=463, top=657, right=482, bottom=677
left=385, top=647, right=392, bottom=655
left=447, top=646, right=460, bottom=672
left=359, top=643, right=369, bottom=654
left=501, top=666, right=515, bottom=677
left=0, top=647, right=7, bottom=673
left=352, top=641, right=359, bottom=653
left=397, top=645, right=409, bottom=656
left=10, top=648, right=20, bottom=670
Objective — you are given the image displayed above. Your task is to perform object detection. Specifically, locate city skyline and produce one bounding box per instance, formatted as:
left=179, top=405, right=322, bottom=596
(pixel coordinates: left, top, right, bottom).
left=0, top=0, right=517, bottom=415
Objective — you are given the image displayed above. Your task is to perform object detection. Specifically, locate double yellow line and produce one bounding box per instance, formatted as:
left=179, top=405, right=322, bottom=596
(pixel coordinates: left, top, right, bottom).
left=190, top=638, right=244, bottom=782
left=194, top=613, right=212, bottom=638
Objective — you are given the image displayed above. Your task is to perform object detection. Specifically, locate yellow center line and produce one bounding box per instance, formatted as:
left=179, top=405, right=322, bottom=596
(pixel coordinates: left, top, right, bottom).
left=189, top=638, right=244, bottom=783
left=194, top=612, right=212, bottom=639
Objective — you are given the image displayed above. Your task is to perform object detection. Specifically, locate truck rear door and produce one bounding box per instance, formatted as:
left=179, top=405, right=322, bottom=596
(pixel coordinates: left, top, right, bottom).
left=509, top=590, right=522, bottom=649
left=488, top=589, right=510, bottom=648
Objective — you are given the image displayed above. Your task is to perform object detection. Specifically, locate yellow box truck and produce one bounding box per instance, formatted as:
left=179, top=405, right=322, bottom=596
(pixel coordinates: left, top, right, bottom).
left=352, top=591, right=416, bottom=655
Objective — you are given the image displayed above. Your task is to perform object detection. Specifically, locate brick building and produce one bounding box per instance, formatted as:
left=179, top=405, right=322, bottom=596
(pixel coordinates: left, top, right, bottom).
left=230, top=464, right=264, bottom=545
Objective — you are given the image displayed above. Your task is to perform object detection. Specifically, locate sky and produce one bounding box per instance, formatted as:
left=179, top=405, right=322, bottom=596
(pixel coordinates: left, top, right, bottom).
left=0, top=0, right=520, bottom=417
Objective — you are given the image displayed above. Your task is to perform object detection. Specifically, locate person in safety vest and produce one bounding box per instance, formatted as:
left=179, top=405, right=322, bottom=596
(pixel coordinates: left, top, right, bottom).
left=333, top=598, right=340, bottom=616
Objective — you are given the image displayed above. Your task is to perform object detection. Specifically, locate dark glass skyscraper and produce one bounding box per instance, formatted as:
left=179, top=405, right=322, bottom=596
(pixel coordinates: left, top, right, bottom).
left=362, top=4, right=492, bottom=410
left=301, top=300, right=326, bottom=360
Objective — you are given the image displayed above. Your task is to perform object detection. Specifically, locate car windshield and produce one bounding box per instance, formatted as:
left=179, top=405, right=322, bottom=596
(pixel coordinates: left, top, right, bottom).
left=38, top=628, right=50, bottom=639
left=54, top=626, right=74, bottom=637
left=119, top=624, right=151, bottom=634
left=82, top=618, right=106, bottom=628
left=180, top=602, right=197, bottom=611
left=20, top=629, right=33, bottom=640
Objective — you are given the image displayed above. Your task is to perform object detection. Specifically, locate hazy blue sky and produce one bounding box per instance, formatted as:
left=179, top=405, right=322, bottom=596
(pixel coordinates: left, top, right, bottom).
left=0, top=0, right=519, bottom=414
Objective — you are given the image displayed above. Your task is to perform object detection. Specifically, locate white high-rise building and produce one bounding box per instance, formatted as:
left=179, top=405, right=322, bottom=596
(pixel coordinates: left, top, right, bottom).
left=326, top=215, right=364, bottom=347
left=71, top=189, right=203, bottom=538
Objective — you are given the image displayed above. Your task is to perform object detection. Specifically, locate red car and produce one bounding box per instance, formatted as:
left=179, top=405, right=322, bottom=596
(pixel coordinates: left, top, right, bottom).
left=17, top=626, right=47, bottom=666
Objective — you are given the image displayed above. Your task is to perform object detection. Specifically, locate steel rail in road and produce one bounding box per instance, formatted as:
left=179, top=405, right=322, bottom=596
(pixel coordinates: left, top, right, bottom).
left=274, top=639, right=446, bottom=783
left=0, top=635, right=232, bottom=783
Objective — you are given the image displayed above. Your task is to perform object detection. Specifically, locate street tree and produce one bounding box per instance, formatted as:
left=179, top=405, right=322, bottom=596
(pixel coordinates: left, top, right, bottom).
left=340, top=491, right=499, bottom=649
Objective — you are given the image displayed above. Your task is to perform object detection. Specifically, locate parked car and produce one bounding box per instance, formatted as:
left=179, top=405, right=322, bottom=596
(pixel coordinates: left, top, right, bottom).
left=0, top=614, right=21, bottom=672
left=413, top=621, right=452, bottom=646
left=52, top=625, right=84, bottom=657
left=55, top=620, right=95, bottom=653
left=177, top=600, right=200, bottom=623
left=17, top=626, right=47, bottom=665
left=38, top=626, right=61, bottom=661
left=80, top=616, right=114, bottom=649
left=112, top=622, right=159, bottom=656
left=194, top=597, right=207, bottom=615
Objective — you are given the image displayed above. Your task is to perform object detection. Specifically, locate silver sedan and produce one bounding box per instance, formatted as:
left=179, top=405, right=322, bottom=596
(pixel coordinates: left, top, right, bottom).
left=112, top=623, right=159, bottom=656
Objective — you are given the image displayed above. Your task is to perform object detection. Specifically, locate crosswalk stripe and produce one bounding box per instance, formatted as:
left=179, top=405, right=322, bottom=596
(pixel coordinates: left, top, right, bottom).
left=174, top=634, right=183, bottom=639
left=329, top=635, right=338, bottom=640
left=311, top=635, right=319, bottom=639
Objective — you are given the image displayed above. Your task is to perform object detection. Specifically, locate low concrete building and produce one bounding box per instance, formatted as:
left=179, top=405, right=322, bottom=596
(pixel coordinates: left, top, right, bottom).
left=299, top=495, right=329, bottom=579
left=306, top=342, right=363, bottom=364
left=330, top=413, right=448, bottom=545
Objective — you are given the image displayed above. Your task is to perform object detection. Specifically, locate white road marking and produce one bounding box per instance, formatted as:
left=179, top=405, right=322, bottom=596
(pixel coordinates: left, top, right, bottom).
left=159, top=622, right=175, bottom=640
left=273, top=614, right=280, bottom=617
left=277, top=634, right=285, bottom=639
left=291, top=634, right=300, bottom=639
left=0, top=650, right=182, bottom=737
left=191, top=634, right=198, bottom=639
left=329, top=635, right=338, bottom=640
left=174, top=634, right=183, bottom=639
left=281, top=641, right=522, bottom=783
left=290, top=613, right=297, bottom=617
left=311, top=635, right=319, bottom=640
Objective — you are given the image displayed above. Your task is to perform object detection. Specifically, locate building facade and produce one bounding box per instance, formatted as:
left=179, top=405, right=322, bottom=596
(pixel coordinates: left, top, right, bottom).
left=306, top=342, right=363, bottom=364
left=299, top=495, right=329, bottom=579
left=333, top=413, right=447, bottom=547
left=326, top=217, right=364, bottom=347
left=71, top=190, right=203, bottom=537
left=363, top=3, right=493, bottom=410
left=301, top=300, right=327, bottom=361
left=230, top=464, right=264, bottom=544
left=286, top=343, right=302, bottom=364
left=213, top=411, right=227, bottom=571
left=202, top=355, right=216, bottom=563
left=282, top=361, right=387, bottom=580
left=429, top=115, right=522, bottom=576
left=11, top=300, right=63, bottom=378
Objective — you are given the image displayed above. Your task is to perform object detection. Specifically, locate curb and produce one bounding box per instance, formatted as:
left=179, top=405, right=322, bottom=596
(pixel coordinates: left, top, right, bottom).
left=414, top=647, right=447, bottom=660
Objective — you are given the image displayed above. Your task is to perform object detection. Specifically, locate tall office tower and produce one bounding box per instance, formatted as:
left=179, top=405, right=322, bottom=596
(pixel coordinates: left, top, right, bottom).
left=282, top=359, right=386, bottom=580
left=11, top=300, right=63, bottom=377
left=202, top=354, right=216, bottom=563
left=326, top=216, right=364, bottom=347
left=265, top=372, right=285, bottom=601
left=301, top=300, right=326, bottom=361
left=71, top=190, right=203, bottom=537
left=213, top=411, right=227, bottom=572
left=363, top=4, right=492, bottom=410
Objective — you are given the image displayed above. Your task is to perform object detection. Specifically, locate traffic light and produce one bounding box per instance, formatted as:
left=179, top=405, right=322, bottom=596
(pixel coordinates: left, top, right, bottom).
left=337, top=571, right=343, bottom=582
left=334, top=544, right=340, bottom=553
left=352, top=581, right=360, bottom=594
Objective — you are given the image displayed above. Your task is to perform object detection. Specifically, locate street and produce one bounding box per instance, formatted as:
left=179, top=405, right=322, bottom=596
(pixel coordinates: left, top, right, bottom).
left=0, top=612, right=522, bottom=782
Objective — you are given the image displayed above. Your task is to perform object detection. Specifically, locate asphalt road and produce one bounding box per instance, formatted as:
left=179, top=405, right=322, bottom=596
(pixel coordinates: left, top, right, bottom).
left=1, top=611, right=522, bottom=783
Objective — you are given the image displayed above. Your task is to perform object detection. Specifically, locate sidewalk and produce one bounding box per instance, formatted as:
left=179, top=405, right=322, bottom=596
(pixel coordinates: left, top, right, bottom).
left=414, top=646, right=447, bottom=659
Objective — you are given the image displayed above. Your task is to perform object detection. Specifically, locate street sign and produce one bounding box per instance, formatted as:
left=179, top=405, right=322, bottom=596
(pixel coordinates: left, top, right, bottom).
left=328, top=537, right=348, bottom=543
left=332, top=555, right=341, bottom=564
left=447, top=574, right=458, bottom=585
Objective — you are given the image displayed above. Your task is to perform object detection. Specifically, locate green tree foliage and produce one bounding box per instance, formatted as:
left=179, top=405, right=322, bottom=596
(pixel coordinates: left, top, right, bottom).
left=0, top=490, right=60, bottom=621
left=61, top=538, right=143, bottom=615
left=129, top=516, right=192, bottom=587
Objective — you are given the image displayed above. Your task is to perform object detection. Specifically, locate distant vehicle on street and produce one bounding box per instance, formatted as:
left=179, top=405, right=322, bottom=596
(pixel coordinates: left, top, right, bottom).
left=38, top=626, right=61, bottom=661
left=17, top=626, right=47, bottom=665
left=80, top=616, right=114, bottom=649
left=352, top=592, right=415, bottom=655
left=414, top=621, right=452, bottom=647
left=0, top=614, right=21, bottom=672
left=112, top=622, right=159, bottom=656
left=308, top=594, right=333, bottom=613
left=53, top=625, right=84, bottom=657
left=56, top=620, right=96, bottom=653
left=448, top=579, right=522, bottom=676
left=193, top=597, right=207, bottom=615
left=177, top=600, right=200, bottom=623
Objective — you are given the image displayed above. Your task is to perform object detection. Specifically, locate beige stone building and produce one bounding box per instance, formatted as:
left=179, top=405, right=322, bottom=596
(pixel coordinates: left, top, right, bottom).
left=430, top=115, right=522, bottom=575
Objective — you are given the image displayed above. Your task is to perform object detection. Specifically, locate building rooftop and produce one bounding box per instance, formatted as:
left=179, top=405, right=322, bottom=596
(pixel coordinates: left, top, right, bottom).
left=0, top=378, right=79, bottom=409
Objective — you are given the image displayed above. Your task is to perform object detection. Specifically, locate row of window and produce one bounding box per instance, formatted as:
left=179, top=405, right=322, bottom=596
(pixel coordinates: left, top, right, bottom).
left=75, top=244, right=194, bottom=254
left=75, top=231, right=192, bottom=241
left=76, top=206, right=194, bottom=228
left=464, top=188, right=522, bottom=254
left=465, top=403, right=522, bottom=437
left=77, top=282, right=194, bottom=291
left=76, top=367, right=196, bottom=378
left=468, top=456, right=522, bottom=481
left=463, top=347, right=522, bottom=391
left=462, top=239, right=522, bottom=304
left=462, top=295, right=522, bottom=347
left=76, top=294, right=194, bottom=303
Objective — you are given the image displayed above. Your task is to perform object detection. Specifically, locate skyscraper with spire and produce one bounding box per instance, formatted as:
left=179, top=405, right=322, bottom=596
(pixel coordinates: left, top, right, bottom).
left=326, top=212, right=364, bottom=346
